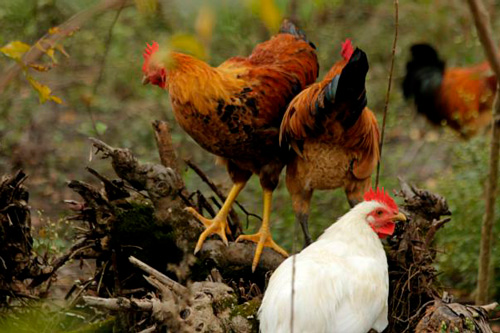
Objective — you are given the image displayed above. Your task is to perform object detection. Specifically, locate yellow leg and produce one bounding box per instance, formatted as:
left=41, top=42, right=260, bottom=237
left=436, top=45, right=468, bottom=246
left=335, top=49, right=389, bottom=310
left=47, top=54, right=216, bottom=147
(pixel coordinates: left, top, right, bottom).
left=236, top=190, right=288, bottom=272
left=186, top=182, right=246, bottom=254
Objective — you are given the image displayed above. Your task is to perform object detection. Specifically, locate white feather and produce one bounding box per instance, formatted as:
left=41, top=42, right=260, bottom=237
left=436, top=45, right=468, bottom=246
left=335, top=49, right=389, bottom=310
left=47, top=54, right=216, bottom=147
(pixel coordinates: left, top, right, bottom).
left=258, top=201, right=389, bottom=333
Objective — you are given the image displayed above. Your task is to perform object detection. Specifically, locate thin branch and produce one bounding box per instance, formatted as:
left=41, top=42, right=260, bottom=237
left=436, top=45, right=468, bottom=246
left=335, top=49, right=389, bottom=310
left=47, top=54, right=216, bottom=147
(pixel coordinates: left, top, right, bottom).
left=138, top=326, right=157, bottom=333
left=480, top=302, right=499, bottom=312
left=466, top=0, right=500, bottom=305
left=184, top=159, right=247, bottom=232
left=83, top=295, right=153, bottom=311
left=0, top=0, right=131, bottom=94
left=128, top=256, right=187, bottom=295
left=375, top=0, right=399, bottom=187
left=29, top=238, right=92, bottom=287
left=153, top=120, right=181, bottom=175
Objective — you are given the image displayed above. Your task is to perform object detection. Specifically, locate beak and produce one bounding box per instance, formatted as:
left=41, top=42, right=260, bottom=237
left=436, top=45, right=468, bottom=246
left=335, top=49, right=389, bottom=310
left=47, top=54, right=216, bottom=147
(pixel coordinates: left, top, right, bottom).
left=142, top=76, right=150, bottom=85
left=392, top=212, right=407, bottom=222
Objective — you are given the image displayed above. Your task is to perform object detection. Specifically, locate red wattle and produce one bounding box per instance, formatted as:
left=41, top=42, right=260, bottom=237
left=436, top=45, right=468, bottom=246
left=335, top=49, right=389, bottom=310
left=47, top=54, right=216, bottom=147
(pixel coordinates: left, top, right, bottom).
left=376, top=222, right=395, bottom=239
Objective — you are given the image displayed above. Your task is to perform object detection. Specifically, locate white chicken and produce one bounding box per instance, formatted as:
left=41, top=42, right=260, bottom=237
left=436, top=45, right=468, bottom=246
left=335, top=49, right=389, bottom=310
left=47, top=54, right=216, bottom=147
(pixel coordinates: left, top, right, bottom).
left=258, top=188, right=406, bottom=333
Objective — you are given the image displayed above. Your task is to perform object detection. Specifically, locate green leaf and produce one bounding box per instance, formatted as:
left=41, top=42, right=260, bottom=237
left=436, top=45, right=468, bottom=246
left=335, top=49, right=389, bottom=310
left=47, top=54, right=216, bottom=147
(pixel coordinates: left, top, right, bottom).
left=0, top=41, right=30, bottom=61
left=95, top=121, right=108, bottom=135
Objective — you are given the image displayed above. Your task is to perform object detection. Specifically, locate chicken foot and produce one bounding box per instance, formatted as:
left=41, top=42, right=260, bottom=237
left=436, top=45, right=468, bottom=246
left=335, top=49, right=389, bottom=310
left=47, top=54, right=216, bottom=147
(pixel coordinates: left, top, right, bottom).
left=188, top=182, right=246, bottom=254
left=236, top=190, right=288, bottom=272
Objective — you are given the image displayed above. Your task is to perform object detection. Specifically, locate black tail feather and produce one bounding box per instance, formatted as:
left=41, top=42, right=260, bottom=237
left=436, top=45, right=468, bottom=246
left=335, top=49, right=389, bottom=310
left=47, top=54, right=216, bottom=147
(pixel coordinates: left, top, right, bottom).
left=331, top=48, right=369, bottom=129
left=309, top=48, right=369, bottom=133
left=402, top=43, right=445, bottom=123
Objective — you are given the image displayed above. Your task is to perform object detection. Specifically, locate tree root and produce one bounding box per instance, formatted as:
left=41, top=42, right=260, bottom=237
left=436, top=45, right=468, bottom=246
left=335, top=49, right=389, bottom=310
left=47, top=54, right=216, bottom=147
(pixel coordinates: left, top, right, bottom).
left=83, top=256, right=258, bottom=332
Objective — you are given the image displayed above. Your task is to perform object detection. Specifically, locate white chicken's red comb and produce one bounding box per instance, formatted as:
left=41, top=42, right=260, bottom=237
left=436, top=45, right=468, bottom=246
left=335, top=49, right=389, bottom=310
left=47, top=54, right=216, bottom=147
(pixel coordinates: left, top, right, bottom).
left=363, top=187, right=398, bottom=211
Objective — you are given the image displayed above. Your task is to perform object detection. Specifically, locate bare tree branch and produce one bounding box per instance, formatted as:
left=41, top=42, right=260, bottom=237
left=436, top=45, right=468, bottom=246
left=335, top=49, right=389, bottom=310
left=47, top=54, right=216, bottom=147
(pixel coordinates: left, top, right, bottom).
left=375, top=0, right=399, bottom=187
left=466, top=0, right=500, bottom=305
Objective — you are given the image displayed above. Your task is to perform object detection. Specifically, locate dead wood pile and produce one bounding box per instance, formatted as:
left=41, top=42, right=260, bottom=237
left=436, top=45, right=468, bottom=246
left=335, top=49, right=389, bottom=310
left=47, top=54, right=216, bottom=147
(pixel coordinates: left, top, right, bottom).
left=0, top=121, right=497, bottom=332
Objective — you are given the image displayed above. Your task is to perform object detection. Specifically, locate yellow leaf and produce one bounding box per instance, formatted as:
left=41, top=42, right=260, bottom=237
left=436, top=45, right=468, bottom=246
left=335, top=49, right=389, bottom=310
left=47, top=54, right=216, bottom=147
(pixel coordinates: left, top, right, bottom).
left=195, top=5, right=215, bottom=45
left=27, top=76, right=62, bottom=104
left=170, top=34, right=206, bottom=60
left=134, top=0, right=157, bottom=14
left=259, top=0, right=282, bottom=33
left=54, top=44, right=69, bottom=58
left=0, top=41, right=31, bottom=61
left=49, top=27, right=60, bottom=35
left=50, top=95, right=63, bottom=104
left=45, top=48, right=57, bottom=63
left=28, top=63, right=51, bottom=72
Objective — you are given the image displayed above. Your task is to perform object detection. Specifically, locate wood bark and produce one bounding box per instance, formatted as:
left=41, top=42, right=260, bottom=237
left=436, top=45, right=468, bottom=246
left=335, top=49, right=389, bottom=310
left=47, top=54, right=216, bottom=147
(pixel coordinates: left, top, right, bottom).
left=466, top=0, right=500, bottom=305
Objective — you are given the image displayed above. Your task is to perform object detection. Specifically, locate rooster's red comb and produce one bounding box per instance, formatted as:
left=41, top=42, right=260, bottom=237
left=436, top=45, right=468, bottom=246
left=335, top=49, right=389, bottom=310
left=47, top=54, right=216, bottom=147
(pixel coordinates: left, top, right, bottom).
left=363, top=187, right=398, bottom=212
left=142, top=41, right=159, bottom=73
left=341, top=39, right=354, bottom=60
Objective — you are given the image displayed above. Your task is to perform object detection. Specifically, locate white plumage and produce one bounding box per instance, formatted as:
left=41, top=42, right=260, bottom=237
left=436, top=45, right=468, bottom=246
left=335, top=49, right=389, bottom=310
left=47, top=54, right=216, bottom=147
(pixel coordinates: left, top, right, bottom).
left=258, top=200, right=396, bottom=333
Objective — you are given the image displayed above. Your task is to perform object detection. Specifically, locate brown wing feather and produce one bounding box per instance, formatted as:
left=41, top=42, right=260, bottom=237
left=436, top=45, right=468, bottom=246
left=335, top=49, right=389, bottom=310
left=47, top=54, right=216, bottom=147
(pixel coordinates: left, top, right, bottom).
left=221, top=34, right=319, bottom=126
left=279, top=59, right=347, bottom=144
left=347, top=109, right=380, bottom=180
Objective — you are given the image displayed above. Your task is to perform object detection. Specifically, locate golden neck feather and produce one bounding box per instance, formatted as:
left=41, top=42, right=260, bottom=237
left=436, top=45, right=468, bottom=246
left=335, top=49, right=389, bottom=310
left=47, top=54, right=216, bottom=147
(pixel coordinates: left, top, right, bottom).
left=165, top=53, right=247, bottom=113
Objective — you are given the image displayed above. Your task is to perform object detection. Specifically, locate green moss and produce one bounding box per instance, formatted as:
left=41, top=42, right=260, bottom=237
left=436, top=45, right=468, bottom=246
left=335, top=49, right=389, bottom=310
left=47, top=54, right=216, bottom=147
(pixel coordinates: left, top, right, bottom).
left=464, top=317, right=475, bottom=331
left=440, top=320, right=447, bottom=333
left=229, top=298, right=261, bottom=332
left=213, top=293, right=238, bottom=314
left=109, top=201, right=183, bottom=289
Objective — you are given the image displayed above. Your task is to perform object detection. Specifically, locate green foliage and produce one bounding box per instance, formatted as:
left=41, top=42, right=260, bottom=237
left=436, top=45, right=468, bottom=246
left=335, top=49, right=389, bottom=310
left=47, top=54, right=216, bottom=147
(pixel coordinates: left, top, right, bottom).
left=434, top=135, right=500, bottom=297
left=32, top=212, right=73, bottom=257
left=0, top=303, right=114, bottom=333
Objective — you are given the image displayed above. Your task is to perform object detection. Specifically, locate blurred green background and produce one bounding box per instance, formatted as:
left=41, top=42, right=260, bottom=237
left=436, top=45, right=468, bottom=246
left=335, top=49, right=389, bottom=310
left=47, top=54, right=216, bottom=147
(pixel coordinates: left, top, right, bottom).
left=1, top=0, right=499, bottom=306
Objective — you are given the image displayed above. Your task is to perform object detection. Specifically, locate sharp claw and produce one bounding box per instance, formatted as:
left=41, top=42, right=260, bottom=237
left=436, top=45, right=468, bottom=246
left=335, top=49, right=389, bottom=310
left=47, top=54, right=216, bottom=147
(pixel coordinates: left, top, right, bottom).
left=220, top=233, right=229, bottom=246
left=194, top=230, right=208, bottom=254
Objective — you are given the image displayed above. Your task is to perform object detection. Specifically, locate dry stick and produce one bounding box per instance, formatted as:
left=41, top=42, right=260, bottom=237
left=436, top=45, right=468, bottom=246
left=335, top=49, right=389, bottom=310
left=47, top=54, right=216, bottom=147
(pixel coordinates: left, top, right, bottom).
left=153, top=121, right=182, bottom=176
left=466, top=0, right=500, bottom=305
left=152, top=120, right=190, bottom=200
left=184, top=159, right=260, bottom=232
left=290, top=216, right=298, bottom=333
left=375, top=0, right=399, bottom=188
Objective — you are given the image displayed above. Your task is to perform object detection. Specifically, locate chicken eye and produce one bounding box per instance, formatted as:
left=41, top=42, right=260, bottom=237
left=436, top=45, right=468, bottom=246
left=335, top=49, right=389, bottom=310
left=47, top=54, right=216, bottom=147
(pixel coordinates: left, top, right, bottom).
left=376, top=210, right=383, bottom=216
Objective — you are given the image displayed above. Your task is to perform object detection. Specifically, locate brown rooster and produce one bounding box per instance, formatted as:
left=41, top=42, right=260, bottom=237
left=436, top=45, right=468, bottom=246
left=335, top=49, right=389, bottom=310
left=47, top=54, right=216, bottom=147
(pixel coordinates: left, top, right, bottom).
left=142, top=20, right=319, bottom=271
left=280, top=40, right=380, bottom=245
left=403, top=43, right=496, bottom=138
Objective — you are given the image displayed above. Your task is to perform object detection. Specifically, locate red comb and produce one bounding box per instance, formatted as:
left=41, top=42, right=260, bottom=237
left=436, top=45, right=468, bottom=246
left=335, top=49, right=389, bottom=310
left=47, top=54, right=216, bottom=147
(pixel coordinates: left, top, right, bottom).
left=341, top=39, right=354, bottom=60
left=142, top=41, right=159, bottom=73
left=363, top=187, right=398, bottom=212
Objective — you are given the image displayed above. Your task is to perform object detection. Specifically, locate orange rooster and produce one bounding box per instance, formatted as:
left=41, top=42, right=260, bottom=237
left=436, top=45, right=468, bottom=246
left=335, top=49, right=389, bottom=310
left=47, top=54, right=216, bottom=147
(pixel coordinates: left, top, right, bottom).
left=403, top=43, right=496, bottom=138
left=280, top=40, right=380, bottom=245
left=142, top=20, right=319, bottom=271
